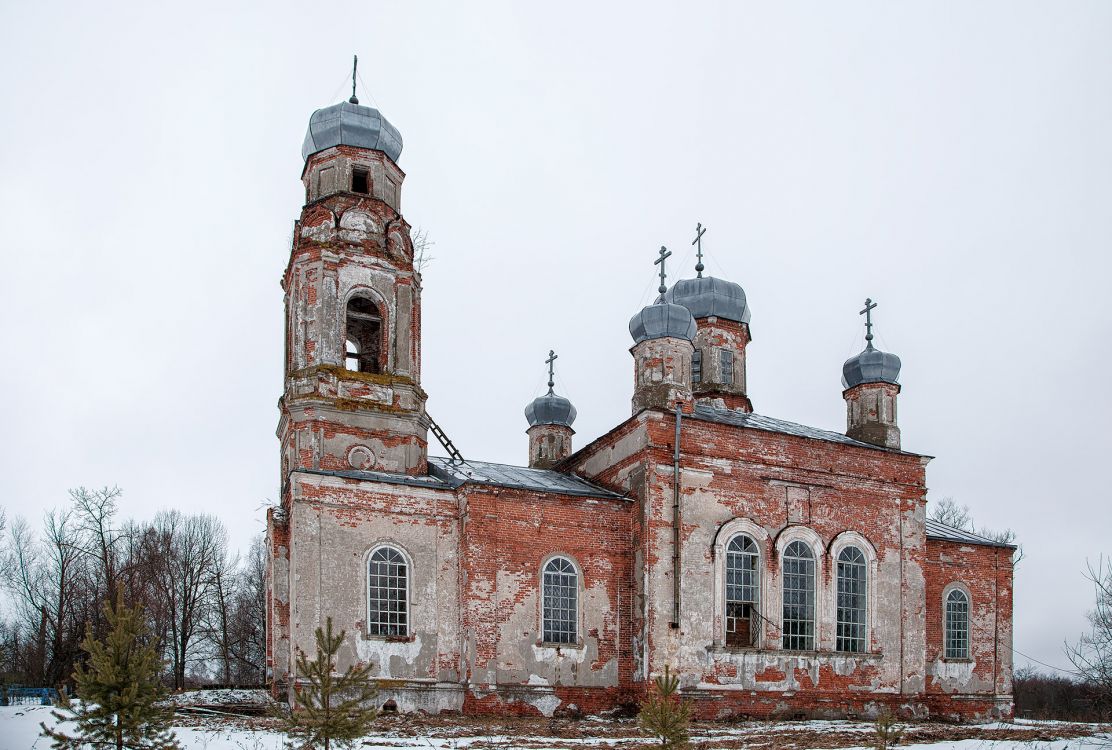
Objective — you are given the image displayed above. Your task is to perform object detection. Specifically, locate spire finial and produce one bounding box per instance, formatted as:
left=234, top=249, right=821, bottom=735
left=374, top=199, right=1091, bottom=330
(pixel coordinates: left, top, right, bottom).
left=692, top=222, right=707, bottom=278
left=860, top=297, right=878, bottom=346
left=654, top=245, right=672, bottom=296
left=349, top=55, right=359, bottom=104
left=545, top=350, right=558, bottom=393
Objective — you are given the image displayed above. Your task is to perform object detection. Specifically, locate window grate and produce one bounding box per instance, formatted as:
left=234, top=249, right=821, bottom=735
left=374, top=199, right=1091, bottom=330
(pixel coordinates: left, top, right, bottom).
left=782, top=540, right=815, bottom=650
left=368, top=547, right=407, bottom=637
left=720, top=349, right=734, bottom=385
left=836, top=546, right=867, bottom=652
left=542, top=557, right=578, bottom=644
left=725, top=535, right=759, bottom=646
left=945, top=589, right=970, bottom=659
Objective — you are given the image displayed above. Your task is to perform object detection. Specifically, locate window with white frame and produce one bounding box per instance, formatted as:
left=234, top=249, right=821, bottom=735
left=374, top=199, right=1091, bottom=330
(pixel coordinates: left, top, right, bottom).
left=725, top=534, right=760, bottom=647
left=542, top=557, right=578, bottom=644
left=836, top=546, right=867, bottom=652
left=781, top=540, right=815, bottom=650
left=945, top=588, right=970, bottom=659
left=367, top=546, right=408, bottom=637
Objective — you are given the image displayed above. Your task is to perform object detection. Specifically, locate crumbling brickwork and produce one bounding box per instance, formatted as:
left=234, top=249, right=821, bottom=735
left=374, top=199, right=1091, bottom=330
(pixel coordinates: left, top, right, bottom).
left=265, top=97, right=1013, bottom=722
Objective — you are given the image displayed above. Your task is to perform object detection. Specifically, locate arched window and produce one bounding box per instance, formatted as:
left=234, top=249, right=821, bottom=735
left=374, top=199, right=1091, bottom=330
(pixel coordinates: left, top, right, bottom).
left=782, top=540, right=815, bottom=650
left=836, top=546, right=867, bottom=652
left=725, top=535, right=760, bottom=647
left=367, top=546, right=407, bottom=637
left=345, top=297, right=382, bottom=373
left=945, top=588, right=970, bottom=659
left=542, top=557, right=578, bottom=644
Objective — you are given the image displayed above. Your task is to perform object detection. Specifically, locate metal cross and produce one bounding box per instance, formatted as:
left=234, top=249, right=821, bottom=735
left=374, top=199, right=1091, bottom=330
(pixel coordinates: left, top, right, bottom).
left=655, top=245, right=672, bottom=295
left=860, top=298, right=878, bottom=343
left=692, top=222, right=707, bottom=278
left=545, top=350, right=558, bottom=392
left=349, top=55, right=359, bottom=104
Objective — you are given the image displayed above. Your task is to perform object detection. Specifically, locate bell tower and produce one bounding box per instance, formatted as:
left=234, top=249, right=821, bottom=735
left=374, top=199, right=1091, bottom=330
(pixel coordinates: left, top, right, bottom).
left=278, top=80, right=428, bottom=483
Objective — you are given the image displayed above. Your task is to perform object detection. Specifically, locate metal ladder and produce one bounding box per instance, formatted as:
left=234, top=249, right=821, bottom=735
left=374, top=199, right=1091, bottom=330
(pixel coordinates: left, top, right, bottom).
left=425, top=412, right=464, bottom=463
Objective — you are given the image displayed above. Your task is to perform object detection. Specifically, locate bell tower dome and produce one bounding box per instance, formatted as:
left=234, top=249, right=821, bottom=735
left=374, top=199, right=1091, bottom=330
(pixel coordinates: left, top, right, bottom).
left=278, top=79, right=428, bottom=484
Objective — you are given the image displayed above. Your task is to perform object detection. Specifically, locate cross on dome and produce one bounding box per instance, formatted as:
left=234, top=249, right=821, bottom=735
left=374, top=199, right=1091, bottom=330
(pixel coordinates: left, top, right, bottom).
left=692, top=222, right=707, bottom=278
left=655, top=245, right=672, bottom=295
left=545, top=350, right=558, bottom=393
left=860, top=298, right=878, bottom=345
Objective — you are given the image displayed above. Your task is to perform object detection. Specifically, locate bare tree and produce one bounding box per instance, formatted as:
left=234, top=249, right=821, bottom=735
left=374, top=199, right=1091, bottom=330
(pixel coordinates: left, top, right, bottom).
left=412, top=227, right=434, bottom=273
left=202, top=546, right=240, bottom=685
left=149, top=511, right=227, bottom=689
left=928, top=497, right=1024, bottom=564
left=1066, top=557, right=1112, bottom=716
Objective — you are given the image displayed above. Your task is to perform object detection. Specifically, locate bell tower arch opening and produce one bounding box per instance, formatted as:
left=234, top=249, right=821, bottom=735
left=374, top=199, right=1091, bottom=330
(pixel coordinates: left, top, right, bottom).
left=344, top=296, right=383, bottom=373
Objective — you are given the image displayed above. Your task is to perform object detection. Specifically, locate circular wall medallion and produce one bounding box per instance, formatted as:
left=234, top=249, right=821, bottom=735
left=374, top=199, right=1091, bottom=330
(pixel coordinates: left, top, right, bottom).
left=348, top=445, right=375, bottom=471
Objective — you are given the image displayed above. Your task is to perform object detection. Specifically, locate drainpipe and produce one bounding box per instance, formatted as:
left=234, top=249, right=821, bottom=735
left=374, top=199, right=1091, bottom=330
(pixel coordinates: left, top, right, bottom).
left=671, top=402, right=683, bottom=629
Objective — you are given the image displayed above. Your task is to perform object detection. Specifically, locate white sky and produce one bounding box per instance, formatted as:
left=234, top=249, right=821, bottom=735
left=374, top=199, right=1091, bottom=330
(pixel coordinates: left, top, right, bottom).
left=1, top=1, right=1109, bottom=678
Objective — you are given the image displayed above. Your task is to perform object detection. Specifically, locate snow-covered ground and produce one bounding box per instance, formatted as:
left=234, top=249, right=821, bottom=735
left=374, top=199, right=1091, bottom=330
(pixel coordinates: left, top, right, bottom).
left=2, top=693, right=1109, bottom=750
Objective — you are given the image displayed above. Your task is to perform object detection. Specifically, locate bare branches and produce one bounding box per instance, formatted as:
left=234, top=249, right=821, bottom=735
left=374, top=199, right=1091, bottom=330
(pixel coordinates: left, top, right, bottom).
left=927, top=497, right=1024, bottom=565
left=1066, top=556, right=1112, bottom=713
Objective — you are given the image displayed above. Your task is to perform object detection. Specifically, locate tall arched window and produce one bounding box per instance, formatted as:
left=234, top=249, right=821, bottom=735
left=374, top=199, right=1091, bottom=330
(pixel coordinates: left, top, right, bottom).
left=836, top=546, right=867, bottom=652
left=542, top=557, right=578, bottom=644
left=725, top=535, right=760, bottom=647
left=945, top=588, right=970, bottom=659
left=345, top=297, right=382, bottom=373
left=782, top=540, right=815, bottom=650
left=367, top=546, right=407, bottom=637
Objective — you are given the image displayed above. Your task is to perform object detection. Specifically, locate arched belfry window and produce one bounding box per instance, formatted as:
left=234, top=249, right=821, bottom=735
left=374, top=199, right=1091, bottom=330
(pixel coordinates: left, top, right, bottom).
left=836, top=546, right=867, bottom=652
left=345, top=297, right=382, bottom=373
left=782, top=540, right=815, bottom=650
left=367, top=546, right=407, bottom=637
left=725, top=535, right=760, bottom=647
left=944, top=588, right=970, bottom=659
left=542, top=557, right=578, bottom=644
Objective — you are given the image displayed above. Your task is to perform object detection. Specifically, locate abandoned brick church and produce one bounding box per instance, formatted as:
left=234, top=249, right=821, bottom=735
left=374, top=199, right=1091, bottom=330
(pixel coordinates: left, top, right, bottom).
left=266, top=93, right=1015, bottom=721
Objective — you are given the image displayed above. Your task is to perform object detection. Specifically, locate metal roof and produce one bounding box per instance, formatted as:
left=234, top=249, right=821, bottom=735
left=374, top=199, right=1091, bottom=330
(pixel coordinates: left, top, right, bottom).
left=525, top=391, right=577, bottom=428
left=925, top=518, right=1014, bottom=548
left=302, top=101, right=403, bottom=163
left=429, top=457, right=621, bottom=499
left=629, top=302, right=698, bottom=344
left=842, top=343, right=902, bottom=389
left=688, top=404, right=921, bottom=454
left=665, top=276, right=751, bottom=324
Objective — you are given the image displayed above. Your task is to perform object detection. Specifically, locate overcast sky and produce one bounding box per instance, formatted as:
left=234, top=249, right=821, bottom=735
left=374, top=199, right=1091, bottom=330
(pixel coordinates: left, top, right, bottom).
left=1, top=1, right=1109, bottom=677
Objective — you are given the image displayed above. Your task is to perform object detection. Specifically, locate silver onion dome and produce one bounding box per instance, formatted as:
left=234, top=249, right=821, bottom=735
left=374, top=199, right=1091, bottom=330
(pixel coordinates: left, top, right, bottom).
left=302, top=100, right=403, bottom=163
left=664, top=276, right=751, bottom=324
left=525, top=391, right=577, bottom=428
left=629, top=302, right=698, bottom=344
left=842, top=343, right=902, bottom=389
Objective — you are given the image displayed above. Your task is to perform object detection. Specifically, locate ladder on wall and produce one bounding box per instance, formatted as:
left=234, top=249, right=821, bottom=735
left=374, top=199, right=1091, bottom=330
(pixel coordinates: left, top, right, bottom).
left=425, top=412, right=464, bottom=463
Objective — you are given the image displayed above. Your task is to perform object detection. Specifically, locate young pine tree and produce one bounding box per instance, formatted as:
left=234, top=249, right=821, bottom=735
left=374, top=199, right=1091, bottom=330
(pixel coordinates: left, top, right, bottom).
left=41, top=592, right=180, bottom=750
left=639, top=665, right=693, bottom=748
left=283, top=617, right=379, bottom=750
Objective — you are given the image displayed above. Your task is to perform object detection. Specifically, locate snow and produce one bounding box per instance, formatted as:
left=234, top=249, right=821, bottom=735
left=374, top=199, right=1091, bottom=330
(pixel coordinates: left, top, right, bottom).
left=2, top=700, right=1109, bottom=750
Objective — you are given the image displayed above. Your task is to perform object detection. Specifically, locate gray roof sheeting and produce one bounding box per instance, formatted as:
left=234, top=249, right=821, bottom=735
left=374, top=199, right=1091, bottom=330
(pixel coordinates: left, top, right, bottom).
left=629, top=302, right=698, bottom=344
left=302, top=101, right=403, bottom=163
left=688, top=404, right=921, bottom=454
left=842, top=343, right=902, bottom=388
left=428, top=457, right=621, bottom=499
left=926, top=518, right=1014, bottom=548
left=665, top=276, right=751, bottom=324
left=525, top=391, right=577, bottom=428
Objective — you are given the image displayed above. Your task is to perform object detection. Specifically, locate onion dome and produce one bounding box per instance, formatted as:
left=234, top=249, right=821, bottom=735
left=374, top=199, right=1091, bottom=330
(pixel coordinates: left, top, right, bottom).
left=842, top=342, right=902, bottom=388
left=302, top=99, right=403, bottom=164
left=629, top=302, right=698, bottom=344
left=664, top=276, right=751, bottom=324
left=525, top=390, right=577, bottom=428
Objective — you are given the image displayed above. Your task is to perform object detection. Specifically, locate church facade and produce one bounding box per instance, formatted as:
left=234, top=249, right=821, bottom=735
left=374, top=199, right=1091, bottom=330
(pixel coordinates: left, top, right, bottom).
left=266, top=95, right=1014, bottom=721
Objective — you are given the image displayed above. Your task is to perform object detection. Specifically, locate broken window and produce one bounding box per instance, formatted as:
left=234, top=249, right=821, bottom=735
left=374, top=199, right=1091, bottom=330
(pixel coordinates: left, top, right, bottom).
left=367, top=546, right=407, bottom=637
left=345, top=297, right=382, bottom=373
left=692, top=350, right=702, bottom=383
left=836, top=546, right=867, bottom=652
left=945, top=588, right=970, bottom=659
left=781, top=540, right=815, bottom=650
left=720, top=349, right=734, bottom=385
left=725, top=534, right=759, bottom=647
left=542, top=556, right=578, bottom=645
left=352, top=168, right=369, bottom=194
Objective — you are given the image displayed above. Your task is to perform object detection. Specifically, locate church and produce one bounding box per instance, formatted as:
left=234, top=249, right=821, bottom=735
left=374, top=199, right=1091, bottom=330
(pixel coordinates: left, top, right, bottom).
left=265, top=90, right=1015, bottom=721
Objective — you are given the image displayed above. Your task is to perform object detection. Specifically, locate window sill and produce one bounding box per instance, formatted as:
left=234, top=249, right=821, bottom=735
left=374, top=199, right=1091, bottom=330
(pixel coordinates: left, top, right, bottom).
left=362, top=633, right=414, bottom=643
left=709, top=646, right=882, bottom=659
left=942, top=657, right=973, bottom=663
left=536, top=641, right=584, bottom=650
